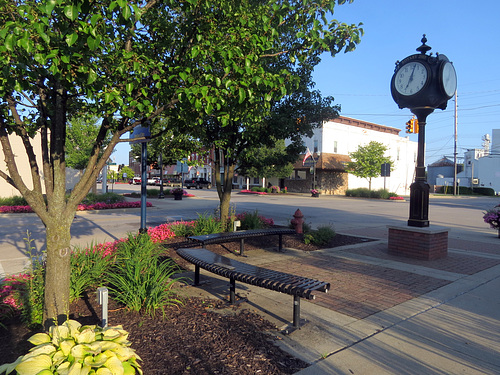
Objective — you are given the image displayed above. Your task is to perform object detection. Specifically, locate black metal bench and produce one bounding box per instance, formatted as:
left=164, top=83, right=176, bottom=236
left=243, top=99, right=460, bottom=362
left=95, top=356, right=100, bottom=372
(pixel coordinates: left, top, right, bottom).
left=176, top=248, right=330, bottom=331
left=188, top=228, right=296, bottom=256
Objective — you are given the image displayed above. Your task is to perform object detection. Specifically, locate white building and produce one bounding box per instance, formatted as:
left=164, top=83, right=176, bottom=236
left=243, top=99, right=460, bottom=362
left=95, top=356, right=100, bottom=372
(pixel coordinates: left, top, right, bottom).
left=287, top=116, right=418, bottom=195
left=0, top=133, right=45, bottom=198
left=457, top=129, right=500, bottom=194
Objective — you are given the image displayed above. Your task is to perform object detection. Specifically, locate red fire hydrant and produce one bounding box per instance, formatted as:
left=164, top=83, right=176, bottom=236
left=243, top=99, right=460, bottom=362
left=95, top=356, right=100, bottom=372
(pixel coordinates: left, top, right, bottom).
left=291, top=209, right=304, bottom=234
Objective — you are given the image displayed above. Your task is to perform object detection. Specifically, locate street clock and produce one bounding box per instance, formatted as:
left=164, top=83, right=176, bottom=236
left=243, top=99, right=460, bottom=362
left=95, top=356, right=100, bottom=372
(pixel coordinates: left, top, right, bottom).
left=391, top=35, right=457, bottom=111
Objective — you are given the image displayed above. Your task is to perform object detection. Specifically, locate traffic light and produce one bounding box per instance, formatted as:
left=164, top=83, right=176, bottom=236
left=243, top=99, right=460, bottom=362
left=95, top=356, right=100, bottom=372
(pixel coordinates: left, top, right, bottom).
left=405, top=117, right=419, bottom=134
left=405, top=119, right=413, bottom=133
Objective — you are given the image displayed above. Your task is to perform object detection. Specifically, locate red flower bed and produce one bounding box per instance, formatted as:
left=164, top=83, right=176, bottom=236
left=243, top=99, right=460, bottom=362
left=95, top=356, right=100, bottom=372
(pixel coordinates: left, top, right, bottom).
left=0, top=201, right=153, bottom=214
left=239, top=190, right=267, bottom=195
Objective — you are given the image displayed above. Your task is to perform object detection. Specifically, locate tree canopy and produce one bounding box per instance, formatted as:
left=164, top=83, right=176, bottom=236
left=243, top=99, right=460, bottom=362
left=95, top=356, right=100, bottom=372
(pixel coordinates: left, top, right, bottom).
left=347, top=141, right=393, bottom=190
left=66, top=116, right=113, bottom=170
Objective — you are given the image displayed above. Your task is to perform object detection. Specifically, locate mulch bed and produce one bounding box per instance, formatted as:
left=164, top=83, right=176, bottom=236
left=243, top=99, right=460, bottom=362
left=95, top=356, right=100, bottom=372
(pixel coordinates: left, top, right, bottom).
left=0, top=233, right=370, bottom=374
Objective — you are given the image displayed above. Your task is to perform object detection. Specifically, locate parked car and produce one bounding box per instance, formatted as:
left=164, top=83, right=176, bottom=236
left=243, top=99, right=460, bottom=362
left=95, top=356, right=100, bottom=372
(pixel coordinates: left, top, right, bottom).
left=147, top=177, right=159, bottom=185
left=129, top=177, right=141, bottom=185
left=184, top=178, right=212, bottom=189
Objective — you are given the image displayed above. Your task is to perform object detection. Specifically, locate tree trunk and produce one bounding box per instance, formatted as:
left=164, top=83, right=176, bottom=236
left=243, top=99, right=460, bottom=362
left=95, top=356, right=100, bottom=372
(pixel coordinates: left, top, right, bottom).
left=215, top=155, right=235, bottom=230
left=43, top=215, right=73, bottom=329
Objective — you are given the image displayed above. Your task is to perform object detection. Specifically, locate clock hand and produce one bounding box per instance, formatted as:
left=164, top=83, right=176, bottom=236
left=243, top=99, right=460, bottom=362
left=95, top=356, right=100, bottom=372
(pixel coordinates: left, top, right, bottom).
left=405, top=65, right=417, bottom=89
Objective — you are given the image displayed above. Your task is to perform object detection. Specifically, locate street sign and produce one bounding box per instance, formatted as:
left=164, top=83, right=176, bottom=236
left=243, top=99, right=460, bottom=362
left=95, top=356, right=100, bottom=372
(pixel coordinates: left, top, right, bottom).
left=129, top=126, right=151, bottom=144
left=303, top=159, right=315, bottom=168
left=381, top=163, right=391, bottom=177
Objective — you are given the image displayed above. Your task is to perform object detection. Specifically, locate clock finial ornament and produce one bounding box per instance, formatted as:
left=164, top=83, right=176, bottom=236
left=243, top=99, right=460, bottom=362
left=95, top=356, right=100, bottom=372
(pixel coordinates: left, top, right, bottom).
left=416, top=34, right=431, bottom=54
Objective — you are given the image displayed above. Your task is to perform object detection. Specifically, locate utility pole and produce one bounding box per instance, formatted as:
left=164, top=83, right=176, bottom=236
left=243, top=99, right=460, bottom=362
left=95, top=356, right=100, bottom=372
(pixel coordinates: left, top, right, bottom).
left=453, top=90, right=458, bottom=196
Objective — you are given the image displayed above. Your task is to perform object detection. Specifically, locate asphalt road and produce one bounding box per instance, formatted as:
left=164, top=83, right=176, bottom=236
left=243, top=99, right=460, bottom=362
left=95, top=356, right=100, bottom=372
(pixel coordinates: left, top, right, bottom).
left=0, top=184, right=499, bottom=276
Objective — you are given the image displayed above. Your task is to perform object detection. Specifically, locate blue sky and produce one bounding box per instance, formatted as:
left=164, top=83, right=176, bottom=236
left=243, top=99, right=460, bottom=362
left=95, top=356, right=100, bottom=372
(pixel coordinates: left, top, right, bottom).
left=113, top=0, right=500, bottom=166
left=312, top=0, right=500, bottom=165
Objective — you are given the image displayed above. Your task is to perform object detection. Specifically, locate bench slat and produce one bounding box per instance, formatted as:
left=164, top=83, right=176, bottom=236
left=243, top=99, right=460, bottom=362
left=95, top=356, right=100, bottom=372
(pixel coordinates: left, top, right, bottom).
left=188, top=228, right=296, bottom=256
left=189, top=228, right=296, bottom=244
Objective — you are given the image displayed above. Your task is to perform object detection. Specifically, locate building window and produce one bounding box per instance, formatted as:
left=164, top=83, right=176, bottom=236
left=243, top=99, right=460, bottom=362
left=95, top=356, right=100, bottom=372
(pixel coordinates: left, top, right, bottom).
left=334, top=141, right=338, bottom=153
left=314, top=140, right=318, bottom=153
left=253, top=177, right=259, bottom=184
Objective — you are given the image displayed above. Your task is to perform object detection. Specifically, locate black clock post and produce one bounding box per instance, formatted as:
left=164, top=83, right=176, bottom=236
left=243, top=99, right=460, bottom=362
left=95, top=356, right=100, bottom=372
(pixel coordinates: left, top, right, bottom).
left=391, top=35, right=457, bottom=227
left=388, top=35, right=456, bottom=260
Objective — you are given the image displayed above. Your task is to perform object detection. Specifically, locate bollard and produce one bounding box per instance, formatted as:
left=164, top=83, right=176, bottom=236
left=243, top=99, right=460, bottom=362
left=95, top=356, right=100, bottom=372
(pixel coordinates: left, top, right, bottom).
left=291, top=209, right=304, bottom=234
left=97, top=287, right=109, bottom=328
left=233, top=220, right=241, bottom=232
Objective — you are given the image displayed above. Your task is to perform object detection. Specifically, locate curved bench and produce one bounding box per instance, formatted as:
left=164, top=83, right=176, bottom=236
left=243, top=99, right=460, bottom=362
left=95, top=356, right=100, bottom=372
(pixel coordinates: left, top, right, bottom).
left=188, top=228, right=296, bottom=256
left=177, top=248, right=330, bottom=331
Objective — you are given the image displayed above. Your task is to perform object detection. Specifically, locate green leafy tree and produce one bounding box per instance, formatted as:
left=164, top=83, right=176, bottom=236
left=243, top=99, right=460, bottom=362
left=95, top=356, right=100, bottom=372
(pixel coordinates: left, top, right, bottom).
left=66, top=116, right=112, bottom=171
left=0, top=0, right=362, bottom=325
left=130, top=118, right=203, bottom=168
left=178, top=1, right=362, bottom=225
left=0, top=0, right=229, bottom=325
left=347, top=141, right=393, bottom=190
left=120, top=166, right=134, bottom=180
left=0, top=0, right=166, bottom=326
left=238, top=139, right=295, bottom=181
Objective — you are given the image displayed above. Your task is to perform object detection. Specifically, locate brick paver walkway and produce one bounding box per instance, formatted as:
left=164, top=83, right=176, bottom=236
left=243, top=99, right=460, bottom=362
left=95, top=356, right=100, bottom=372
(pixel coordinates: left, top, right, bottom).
left=258, top=241, right=500, bottom=320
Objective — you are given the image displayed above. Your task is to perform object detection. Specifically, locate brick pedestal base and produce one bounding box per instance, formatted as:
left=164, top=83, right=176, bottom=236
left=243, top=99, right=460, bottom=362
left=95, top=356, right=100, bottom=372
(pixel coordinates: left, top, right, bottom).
left=387, top=226, right=449, bottom=260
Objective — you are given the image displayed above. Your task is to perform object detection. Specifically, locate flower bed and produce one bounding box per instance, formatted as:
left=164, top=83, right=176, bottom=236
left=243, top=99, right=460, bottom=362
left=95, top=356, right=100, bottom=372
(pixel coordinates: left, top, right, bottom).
left=239, top=190, right=268, bottom=195
left=483, top=205, right=500, bottom=230
left=389, top=196, right=405, bottom=201
left=0, top=201, right=153, bottom=214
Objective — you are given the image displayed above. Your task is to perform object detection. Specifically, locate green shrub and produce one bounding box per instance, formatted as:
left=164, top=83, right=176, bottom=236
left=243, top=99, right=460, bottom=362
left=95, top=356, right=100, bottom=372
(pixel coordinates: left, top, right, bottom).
left=0, top=196, right=28, bottom=206
left=0, top=232, right=44, bottom=329
left=237, top=210, right=274, bottom=229
left=346, top=188, right=398, bottom=199
left=239, top=211, right=263, bottom=229
left=473, top=187, right=495, bottom=196
left=345, top=188, right=370, bottom=198
left=170, top=221, right=196, bottom=237
left=20, top=232, right=45, bottom=329
left=0, top=319, right=142, bottom=375
left=70, top=243, right=114, bottom=302
left=107, top=234, right=183, bottom=317
left=370, top=189, right=390, bottom=199
left=303, top=226, right=336, bottom=246
left=146, top=188, right=160, bottom=197
left=250, top=187, right=266, bottom=193
left=436, top=186, right=475, bottom=195
left=81, top=192, right=125, bottom=205
left=192, top=213, right=223, bottom=235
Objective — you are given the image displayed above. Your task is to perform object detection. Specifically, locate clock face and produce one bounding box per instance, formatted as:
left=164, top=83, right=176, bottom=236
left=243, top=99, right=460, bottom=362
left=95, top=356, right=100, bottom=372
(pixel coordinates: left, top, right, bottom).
left=441, top=62, right=457, bottom=97
left=394, top=61, right=428, bottom=96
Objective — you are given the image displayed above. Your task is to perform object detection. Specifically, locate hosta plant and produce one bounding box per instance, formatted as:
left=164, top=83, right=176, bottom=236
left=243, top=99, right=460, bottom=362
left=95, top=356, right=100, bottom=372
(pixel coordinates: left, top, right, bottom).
left=0, top=319, right=142, bottom=375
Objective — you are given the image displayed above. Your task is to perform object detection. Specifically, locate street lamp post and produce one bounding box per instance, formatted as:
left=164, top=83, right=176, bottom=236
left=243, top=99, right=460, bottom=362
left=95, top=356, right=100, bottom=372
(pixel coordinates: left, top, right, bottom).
left=158, top=153, right=164, bottom=199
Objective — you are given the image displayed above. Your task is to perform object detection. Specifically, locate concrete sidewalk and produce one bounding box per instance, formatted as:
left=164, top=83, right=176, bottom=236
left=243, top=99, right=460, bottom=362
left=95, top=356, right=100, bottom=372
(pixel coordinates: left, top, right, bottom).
left=177, top=229, right=500, bottom=374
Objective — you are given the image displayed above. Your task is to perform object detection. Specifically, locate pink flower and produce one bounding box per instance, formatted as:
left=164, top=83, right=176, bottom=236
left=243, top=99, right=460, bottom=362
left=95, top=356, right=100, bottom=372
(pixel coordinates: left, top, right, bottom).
left=239, top=190, right=267, bottom=195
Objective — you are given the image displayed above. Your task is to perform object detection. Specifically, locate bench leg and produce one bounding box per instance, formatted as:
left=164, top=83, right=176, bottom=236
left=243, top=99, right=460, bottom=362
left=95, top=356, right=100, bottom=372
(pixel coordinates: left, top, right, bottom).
left=230, top=278, right=236, bottom=304
left=239, top=238, right=245, bottom=256
left=194, top=265, right=200, bottom=286
left=293, top=296, right=300, bottom=328
left=278, top=234, right=283, bottom=252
